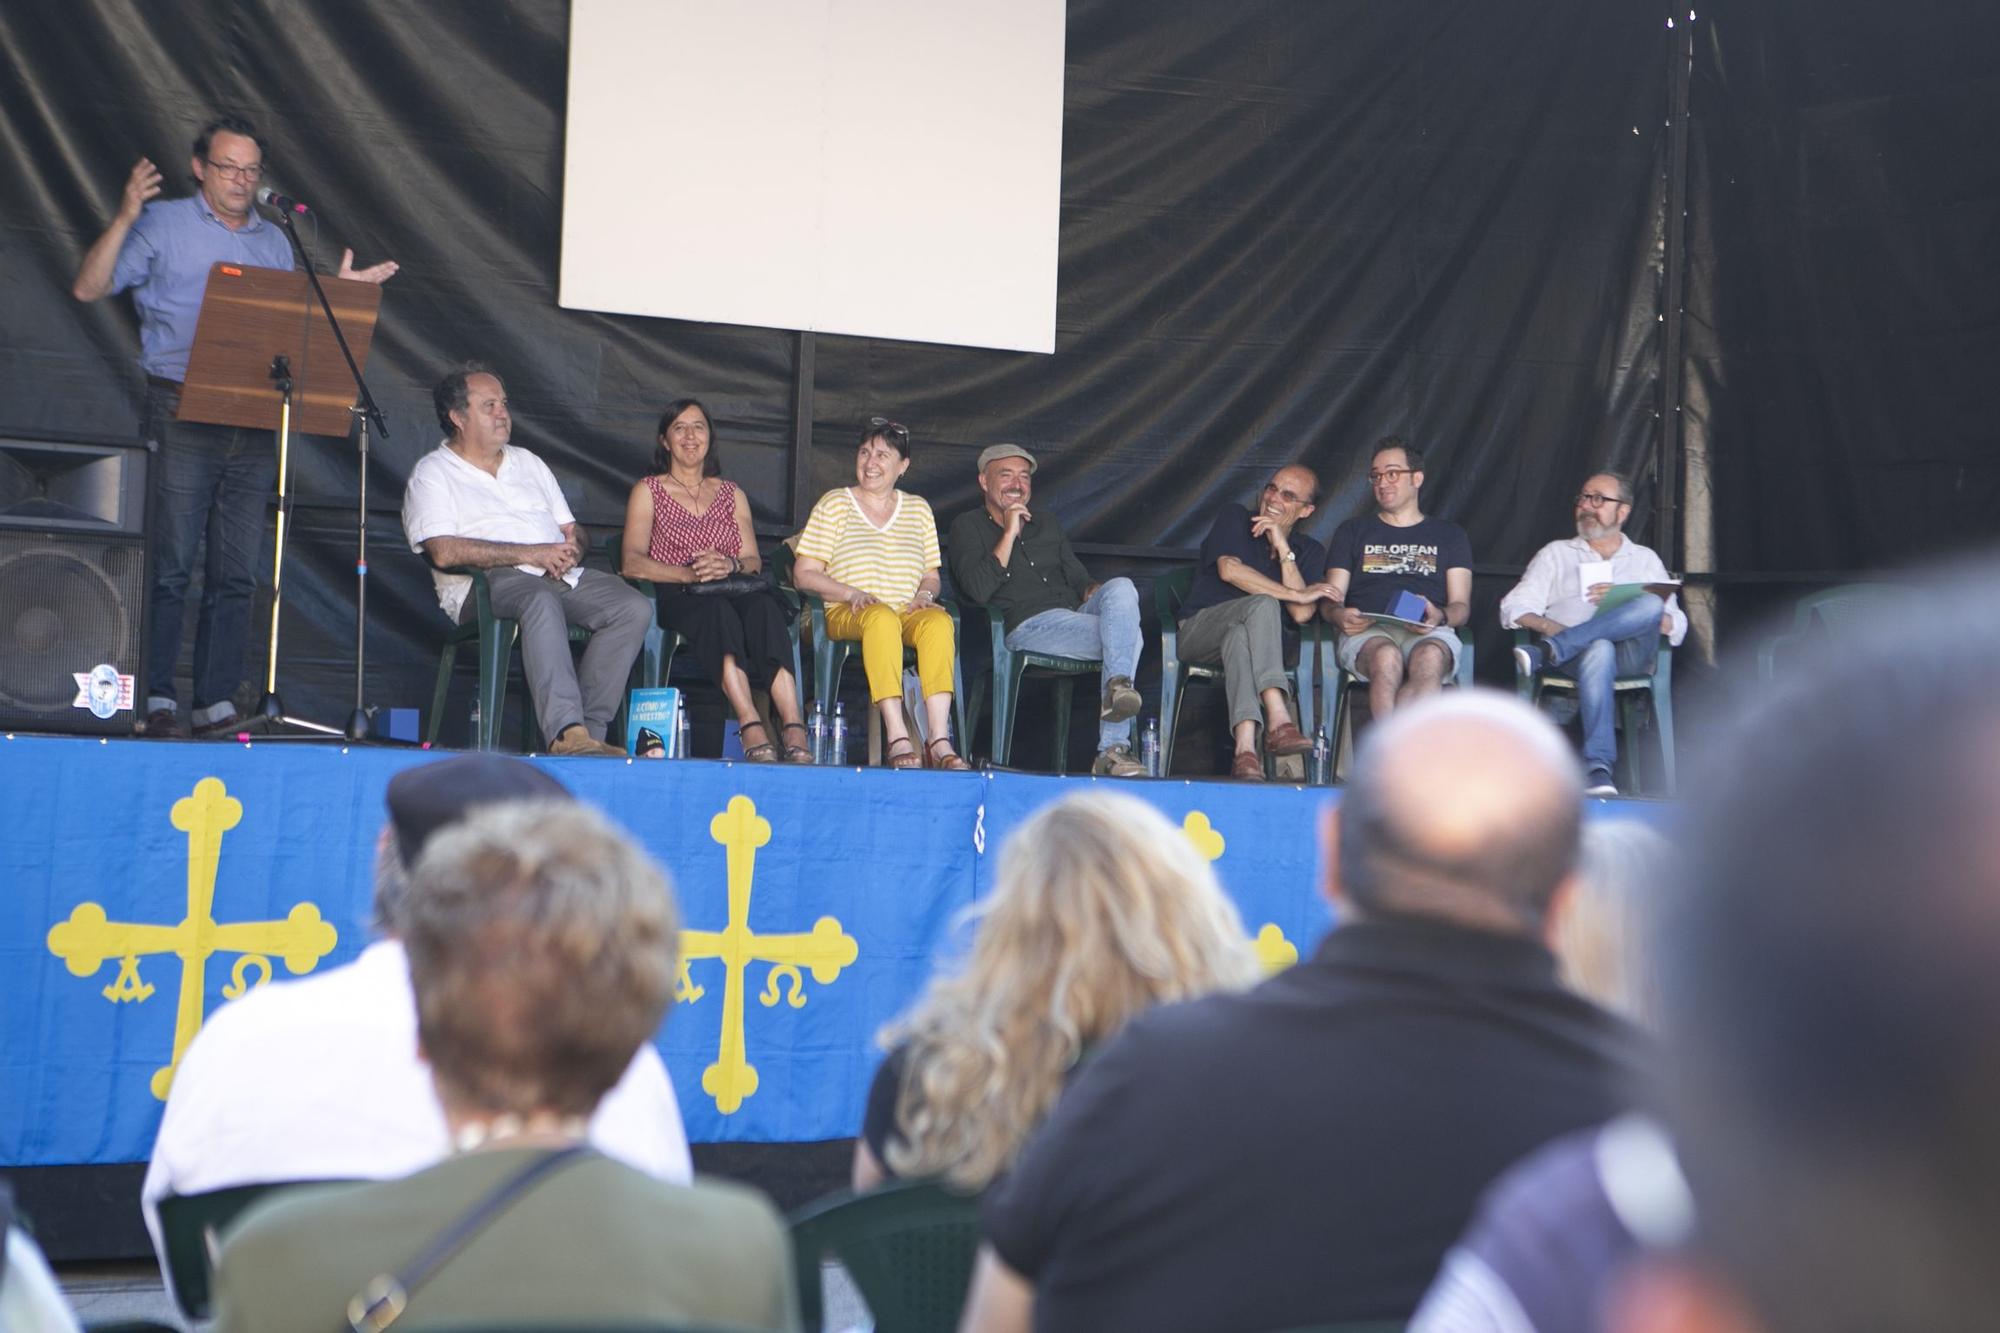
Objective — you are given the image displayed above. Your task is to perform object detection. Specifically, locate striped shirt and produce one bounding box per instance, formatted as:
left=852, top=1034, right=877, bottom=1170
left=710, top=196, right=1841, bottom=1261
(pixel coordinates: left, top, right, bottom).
left=646, top=476, right=743, bottom=565
left=795, top=487, right=939, bottom=605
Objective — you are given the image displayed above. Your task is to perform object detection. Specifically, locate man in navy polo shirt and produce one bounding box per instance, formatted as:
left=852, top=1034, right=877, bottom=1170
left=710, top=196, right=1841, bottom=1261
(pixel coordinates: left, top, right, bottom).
left=1173, top=463, right=1340, bottom=780
left=72, top=113, right=397, bottom=738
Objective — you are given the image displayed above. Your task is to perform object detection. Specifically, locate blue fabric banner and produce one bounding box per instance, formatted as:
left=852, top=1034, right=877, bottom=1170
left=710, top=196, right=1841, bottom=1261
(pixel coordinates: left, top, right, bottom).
left=0, top=735, right=1661, bottom=1164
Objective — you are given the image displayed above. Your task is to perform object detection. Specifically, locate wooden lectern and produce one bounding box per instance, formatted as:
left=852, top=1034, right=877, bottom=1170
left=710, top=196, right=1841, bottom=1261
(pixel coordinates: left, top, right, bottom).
left=178, top=263, right=382, bottom=434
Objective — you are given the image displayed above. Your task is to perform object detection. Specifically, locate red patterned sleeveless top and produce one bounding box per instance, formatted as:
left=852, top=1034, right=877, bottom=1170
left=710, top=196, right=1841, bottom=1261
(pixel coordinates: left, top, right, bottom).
left=647, top=476, right=743, bottom=565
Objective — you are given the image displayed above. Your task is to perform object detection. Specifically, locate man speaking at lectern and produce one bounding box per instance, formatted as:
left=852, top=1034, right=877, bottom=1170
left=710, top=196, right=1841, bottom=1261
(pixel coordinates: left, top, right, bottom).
left=71, top=113, right=397, bottom=739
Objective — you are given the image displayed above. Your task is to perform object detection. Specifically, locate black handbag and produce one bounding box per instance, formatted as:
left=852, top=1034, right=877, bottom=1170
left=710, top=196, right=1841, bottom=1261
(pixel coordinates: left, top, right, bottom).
left=683, top=571, right=772, bottom=597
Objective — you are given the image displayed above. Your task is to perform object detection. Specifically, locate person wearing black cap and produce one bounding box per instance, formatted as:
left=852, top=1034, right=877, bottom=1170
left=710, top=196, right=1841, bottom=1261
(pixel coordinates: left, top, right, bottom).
left=139, top=755, right=691, bottom=1282
left=948, top=444, right=1147, bottom=776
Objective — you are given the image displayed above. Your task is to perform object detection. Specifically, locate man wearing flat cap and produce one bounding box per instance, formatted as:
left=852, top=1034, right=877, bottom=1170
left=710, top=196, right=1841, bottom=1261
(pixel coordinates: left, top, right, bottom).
left=949, top=444, right=1146, bottom=776
left=140, top=755, right=691, bottom=1282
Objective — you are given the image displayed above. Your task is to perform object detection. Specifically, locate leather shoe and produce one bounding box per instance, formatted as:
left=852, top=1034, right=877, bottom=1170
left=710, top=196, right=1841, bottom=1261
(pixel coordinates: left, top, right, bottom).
left=550, top=726, right=625, bottom=757
left=1230, top=750, right=1266, bottom=781
left=1092, top=744, right=1146, bottom=777
left=1263, top=721, right=1313, bottom=757
left=141, top=708, right=185, bottom=738
left=1100, top=676, right=1142, bottom=722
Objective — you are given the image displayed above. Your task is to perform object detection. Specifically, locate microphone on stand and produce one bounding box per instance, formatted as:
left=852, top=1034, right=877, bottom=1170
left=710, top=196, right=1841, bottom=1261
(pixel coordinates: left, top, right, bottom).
left=255, top=185, right=310, bottom=215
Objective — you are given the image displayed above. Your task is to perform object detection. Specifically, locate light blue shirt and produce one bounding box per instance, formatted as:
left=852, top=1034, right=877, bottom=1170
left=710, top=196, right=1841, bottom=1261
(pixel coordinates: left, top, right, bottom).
left=110, top=194, right=295, bottom=381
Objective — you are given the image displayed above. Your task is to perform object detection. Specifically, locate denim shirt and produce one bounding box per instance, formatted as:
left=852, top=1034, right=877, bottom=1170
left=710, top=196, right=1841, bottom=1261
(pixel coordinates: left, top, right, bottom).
left=110, top=195, right=295, bottom=380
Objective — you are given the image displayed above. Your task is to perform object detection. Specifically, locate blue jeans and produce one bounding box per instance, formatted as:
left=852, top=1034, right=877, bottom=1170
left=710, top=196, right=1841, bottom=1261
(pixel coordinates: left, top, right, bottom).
left=1005, top=577, right=1143, bottom=750
left=143, top=382, right=276, bottom=723
left=1546, top=593, right=1663, bottom=775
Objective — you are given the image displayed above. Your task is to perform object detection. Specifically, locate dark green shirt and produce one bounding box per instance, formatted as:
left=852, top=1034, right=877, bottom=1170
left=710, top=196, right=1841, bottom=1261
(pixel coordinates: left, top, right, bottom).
left=948, top=506, right=1095, bottom=633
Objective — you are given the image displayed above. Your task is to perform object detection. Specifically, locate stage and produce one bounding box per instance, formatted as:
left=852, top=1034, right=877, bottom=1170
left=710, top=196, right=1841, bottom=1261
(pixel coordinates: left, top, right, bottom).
left=0, top=732, right=1662, bottom=1254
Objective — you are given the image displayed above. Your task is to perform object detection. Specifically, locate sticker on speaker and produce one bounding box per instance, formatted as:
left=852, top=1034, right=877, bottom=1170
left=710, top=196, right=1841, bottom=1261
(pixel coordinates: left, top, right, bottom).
left=74, top=664, right=132, bottom=718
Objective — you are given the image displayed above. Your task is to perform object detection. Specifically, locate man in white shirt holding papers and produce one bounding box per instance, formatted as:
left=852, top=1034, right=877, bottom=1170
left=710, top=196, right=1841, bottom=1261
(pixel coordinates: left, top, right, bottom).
left=1500, top=471, right=1686, bottom=796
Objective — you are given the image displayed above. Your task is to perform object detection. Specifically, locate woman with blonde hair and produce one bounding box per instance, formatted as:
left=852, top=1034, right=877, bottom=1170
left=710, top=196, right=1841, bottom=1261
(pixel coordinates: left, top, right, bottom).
left=852, top=790, right=1261, bottom=1192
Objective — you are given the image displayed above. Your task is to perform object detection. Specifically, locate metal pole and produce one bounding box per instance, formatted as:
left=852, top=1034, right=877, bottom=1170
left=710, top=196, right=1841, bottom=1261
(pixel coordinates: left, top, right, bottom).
left=1657, top=9, right=1695, bottom=567
left=789, top=331, right=817, bottom=526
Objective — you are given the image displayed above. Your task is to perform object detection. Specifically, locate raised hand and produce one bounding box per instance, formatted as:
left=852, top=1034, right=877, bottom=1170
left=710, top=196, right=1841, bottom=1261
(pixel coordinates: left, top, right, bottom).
left=337, top=248, right=399, bottom=284
left=119, top=158, right=163, bottom=223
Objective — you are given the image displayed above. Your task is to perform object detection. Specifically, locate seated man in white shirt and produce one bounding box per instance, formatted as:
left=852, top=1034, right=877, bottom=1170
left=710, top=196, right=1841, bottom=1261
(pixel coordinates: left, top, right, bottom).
left=140, top=755, right=692, bottom=1278
left=402, top=363, right=651, bottom=756
left=1500, top=471, right=1687, bottom=797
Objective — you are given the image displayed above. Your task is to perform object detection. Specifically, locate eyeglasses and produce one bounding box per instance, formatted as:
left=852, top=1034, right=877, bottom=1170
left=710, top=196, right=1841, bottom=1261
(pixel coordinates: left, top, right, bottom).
left=1367, top=467, right=1412, bottom=485
left=1575, top=491, right=1628, bottom=508
left=1262, top=481, right=1310, bottom=505
left=205, top=159, right=265, bottom=182
left=867, top=416, right=909, bottom=441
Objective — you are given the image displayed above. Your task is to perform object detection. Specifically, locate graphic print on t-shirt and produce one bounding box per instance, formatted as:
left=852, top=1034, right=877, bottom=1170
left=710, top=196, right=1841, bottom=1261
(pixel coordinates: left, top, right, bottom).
left=1359, top=544, right=1440, bottom=579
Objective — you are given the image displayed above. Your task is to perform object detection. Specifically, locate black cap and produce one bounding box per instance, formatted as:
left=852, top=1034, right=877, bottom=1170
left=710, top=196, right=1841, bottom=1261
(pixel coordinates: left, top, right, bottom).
left=385, top=755, right=570, bottom=865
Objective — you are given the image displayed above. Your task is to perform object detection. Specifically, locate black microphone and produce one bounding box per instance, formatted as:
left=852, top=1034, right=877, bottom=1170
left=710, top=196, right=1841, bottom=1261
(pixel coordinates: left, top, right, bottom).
left=255, top=186, right=309, bottom=215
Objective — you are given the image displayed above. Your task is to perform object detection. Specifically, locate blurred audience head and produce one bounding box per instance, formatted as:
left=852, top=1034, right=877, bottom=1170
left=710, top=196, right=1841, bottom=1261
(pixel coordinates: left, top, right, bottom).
left=1333, top=689, right=1582, bottom=937
left=883, top=790, right=1260, bottom=1189
left=404, top=799, right=679, bottom=1124
left=1625, top=565, right=2000, bottom=1333
left=1556, top=819, right=1674, bottom=1025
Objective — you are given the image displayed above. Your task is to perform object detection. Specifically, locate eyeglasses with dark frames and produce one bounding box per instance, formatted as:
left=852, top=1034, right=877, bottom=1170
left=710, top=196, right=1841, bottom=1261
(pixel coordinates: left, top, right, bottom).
left=1575, top=491, right=1628, bottom=508
left=205, top=159, right=265, bottom=182
left=1367, top=466, right=1413, bottom=485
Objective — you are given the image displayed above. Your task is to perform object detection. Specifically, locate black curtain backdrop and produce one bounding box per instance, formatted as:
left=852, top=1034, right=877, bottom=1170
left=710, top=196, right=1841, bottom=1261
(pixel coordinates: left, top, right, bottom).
left=1685, top=0, right=2000, bottom=586
left=1, top=0, right=1992, bottom=743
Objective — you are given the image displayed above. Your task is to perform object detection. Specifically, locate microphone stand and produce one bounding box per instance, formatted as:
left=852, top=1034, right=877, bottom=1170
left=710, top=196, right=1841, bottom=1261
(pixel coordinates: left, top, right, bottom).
left=259, top=208, right=392, bottom=742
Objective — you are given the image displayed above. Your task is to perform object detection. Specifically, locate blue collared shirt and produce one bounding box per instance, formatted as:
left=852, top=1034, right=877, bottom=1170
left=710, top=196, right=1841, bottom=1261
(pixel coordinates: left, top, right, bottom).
left=110, top=195, right=295, bottom=381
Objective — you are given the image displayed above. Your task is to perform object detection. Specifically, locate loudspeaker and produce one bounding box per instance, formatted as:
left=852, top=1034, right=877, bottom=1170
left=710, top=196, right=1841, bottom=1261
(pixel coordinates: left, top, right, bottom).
left=0, top=436, right=148, bottom=735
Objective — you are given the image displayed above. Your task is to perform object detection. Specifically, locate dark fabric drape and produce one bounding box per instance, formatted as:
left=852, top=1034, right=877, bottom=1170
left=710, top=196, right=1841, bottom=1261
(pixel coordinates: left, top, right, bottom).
left=1, top=0, right=1693, bottom=729
left=1685, top=1, right=2000, bottom=579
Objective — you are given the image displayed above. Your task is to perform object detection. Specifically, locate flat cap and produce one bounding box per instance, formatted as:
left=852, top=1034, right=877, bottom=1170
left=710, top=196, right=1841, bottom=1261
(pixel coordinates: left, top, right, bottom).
left=977, top=443, right=1037, bottom=473
left=385, top=754, right=570, bottom=864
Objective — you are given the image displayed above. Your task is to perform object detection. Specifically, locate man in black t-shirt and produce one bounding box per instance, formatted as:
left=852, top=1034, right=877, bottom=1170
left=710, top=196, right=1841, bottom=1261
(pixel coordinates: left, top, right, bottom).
left=1324, top=436, right=1473, bottom=721
left=961, top=692, right=1643, bottom=1333
left=1175, top=464, right=1341, bottom=780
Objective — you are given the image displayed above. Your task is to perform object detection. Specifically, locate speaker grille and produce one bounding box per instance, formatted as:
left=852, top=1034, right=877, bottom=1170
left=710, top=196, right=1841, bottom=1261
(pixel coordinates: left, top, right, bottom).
left=0, top=533, right=144, bottom=726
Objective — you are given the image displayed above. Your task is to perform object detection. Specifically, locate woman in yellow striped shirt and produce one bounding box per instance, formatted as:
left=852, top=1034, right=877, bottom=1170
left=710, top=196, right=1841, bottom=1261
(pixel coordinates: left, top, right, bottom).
left=793, top=419, right=968, bottom=769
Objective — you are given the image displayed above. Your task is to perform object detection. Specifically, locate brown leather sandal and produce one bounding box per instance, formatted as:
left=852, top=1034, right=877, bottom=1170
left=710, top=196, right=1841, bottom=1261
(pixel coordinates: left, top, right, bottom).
left=926, top=737, right=972, bottom=771
left=738, top=719, right=777, bottom=762
left=779, top=721, right=814, bottom=764
left=885, top=735, right=922, bottom=770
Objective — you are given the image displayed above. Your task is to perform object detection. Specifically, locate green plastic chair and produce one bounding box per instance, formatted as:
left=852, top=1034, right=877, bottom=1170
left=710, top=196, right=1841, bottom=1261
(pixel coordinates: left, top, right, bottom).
left=1155, top=566, right=1319, bottom=778
left=978, top=603, right=1099, bottom=772
left=604, top=528, right=686, bottom=698
left=157, top=1178, right=357, bottom=1320
left=1323, top=623, right=1476, bottom=780
left=774, top=544, right=968, bottom=766
left=1513, top=627, right=1675, bottom=795
left=1756, top=583, right=1910, bottom=680
left=788, top=1179, right=982, bottom=1333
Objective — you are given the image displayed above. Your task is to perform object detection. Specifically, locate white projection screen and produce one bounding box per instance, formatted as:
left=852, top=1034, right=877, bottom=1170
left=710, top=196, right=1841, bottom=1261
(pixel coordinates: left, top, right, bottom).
left=561, top=0, right=1066, bottom=354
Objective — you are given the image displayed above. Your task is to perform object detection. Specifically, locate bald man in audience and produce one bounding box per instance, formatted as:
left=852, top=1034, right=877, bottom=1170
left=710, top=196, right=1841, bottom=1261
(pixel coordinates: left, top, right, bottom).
left=963, top=691, right=1644, bottom=1333
left=1611, top=566, right=2000, bottom=1333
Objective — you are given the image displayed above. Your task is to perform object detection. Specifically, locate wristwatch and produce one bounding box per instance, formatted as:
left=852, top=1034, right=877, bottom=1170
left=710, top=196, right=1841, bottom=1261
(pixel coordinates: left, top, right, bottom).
left=1280, top=551, right=1297, bottom=564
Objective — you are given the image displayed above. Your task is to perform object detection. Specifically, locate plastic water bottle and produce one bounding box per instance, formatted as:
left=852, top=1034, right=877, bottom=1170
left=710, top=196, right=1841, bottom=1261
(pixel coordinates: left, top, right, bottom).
left=1140, top=717, right=1161, bottom=777
left=808, top=701, right=827, bottom=764
left=467, top=698, right=481, bottom=748
left=1310, top=726, right=1332, bottom=786
left=829, top=702, right=848, bottom=767
left=675, top=709, right=691, bottom=760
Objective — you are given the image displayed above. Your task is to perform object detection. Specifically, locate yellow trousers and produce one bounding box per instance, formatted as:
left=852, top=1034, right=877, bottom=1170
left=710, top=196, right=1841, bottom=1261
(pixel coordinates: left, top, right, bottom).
left=823, top=603, right=956, bottom=703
